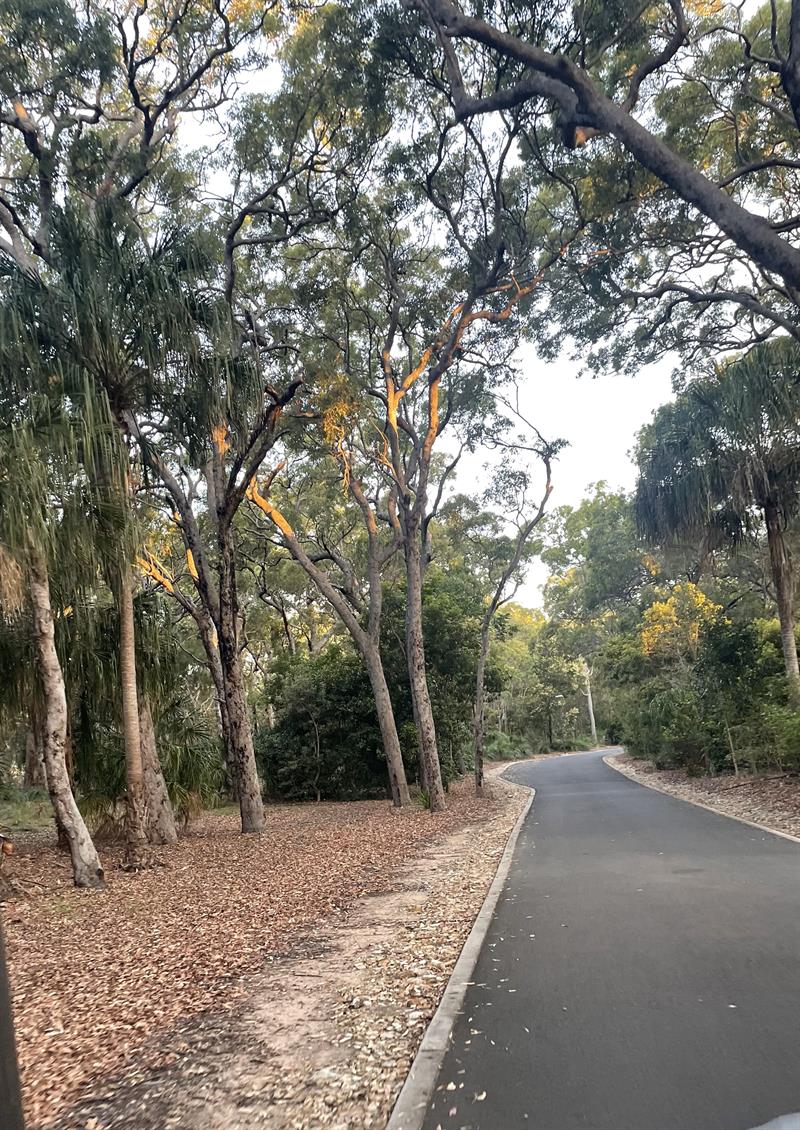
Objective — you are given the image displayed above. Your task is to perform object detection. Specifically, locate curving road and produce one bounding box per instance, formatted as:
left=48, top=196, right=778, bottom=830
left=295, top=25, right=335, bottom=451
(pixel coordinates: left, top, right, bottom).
left=422, top=750, right=800, bottom=1130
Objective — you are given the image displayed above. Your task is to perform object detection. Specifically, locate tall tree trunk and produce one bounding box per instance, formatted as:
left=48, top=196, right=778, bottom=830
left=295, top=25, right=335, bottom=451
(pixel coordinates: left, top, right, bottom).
left=405, top=545, right=445, bottom=812
left=474, top=620, right=490, bottom=793
left=24, top=719, right=44, bottom=787
left=764, top=502, right=800, bottom=704
left=244, top=484, right=413, bottom=810
left=28, top=553, right=105, bottom=889
left=56, top=717, right=76, bottom=851
left=194, top=609, right=238, bottom=801
left=218, top=528, right=264, bottom=833
left=118, top=565, right=148, bottom=867
left=583, top=660, right=598, bottom=747
left=139, top=697, right=178, bottom=844
left=363, top=643, right=411, bottom=808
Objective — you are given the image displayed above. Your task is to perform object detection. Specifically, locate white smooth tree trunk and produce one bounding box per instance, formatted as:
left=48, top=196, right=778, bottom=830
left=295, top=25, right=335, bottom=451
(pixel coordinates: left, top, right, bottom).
left=583, top=660, right=598, bottom=747
left=28, top=554, right=105, bottom=889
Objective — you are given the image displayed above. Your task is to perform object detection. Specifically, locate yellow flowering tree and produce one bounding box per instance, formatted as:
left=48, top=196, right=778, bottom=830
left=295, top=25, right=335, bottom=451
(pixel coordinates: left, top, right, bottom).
left=641, top=584, right=721, bottom=663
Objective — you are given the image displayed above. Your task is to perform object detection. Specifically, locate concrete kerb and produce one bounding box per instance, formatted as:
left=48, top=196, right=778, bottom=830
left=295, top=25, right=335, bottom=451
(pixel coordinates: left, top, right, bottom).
left=385, top=779, right=535, bottom=1130
left=603, top=754, right=800, bottom=847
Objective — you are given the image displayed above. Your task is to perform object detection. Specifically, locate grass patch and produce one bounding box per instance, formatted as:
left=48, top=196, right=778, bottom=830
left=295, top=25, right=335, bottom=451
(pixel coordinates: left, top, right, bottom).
left=0, top=788, right=54, bottom=834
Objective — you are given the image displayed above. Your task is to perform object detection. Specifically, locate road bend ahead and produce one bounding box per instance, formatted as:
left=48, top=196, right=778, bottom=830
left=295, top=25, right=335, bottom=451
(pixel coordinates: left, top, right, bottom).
left=422, top=750, right=800, bottom=1130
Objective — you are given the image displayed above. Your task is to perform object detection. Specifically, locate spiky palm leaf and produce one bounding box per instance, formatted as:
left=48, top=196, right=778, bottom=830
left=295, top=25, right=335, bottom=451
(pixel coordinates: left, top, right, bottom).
left=635, top=338, right=800, bottom=552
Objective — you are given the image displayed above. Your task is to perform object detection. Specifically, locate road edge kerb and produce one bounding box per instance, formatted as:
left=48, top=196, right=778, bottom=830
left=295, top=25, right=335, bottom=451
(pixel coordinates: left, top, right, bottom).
left=385, top=780, right=536, bottom=1130
left=603, top=754, right=800, bottom=847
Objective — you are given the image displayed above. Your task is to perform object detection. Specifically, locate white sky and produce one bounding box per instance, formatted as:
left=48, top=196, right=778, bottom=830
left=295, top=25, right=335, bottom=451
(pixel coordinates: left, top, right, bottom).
left=455, top=345, right=676, bottom=606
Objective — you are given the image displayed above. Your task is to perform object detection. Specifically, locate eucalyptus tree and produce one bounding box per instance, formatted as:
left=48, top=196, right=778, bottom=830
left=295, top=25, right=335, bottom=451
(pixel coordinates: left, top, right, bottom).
left=245, top=439, right=413, bottom=808
left=1, top=212, right=189, bottom=861
left=635, top=339, right=800, bottom=702
left=0, top=0, right=290, bottom=842
left=403, top=1, right=800, bottom=367
left=121, top=11, right=383, bottom=831
left=465, top=432, right=556, bottom=791
left=258, top=100, right=579, bottom=809
left=0, top=0, right=280, bottom=274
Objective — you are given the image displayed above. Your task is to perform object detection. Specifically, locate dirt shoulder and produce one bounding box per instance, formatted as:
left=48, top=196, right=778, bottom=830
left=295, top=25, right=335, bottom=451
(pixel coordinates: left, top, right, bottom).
left=607, top=752, right=800, bottom=841
left=4, top=772, right=528, bottom=1129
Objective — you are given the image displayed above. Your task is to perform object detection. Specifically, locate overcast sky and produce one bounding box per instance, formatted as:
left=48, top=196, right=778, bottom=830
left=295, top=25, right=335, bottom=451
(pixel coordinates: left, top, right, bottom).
left=454, top=345, right=676, bottom=607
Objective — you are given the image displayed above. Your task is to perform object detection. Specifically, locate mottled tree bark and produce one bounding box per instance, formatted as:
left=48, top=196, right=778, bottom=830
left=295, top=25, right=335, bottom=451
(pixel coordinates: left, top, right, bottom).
left=218, top=528, right=264, bottom=832
left=139, top=697, right=178, bottom=844
left=363, top=644, right=411, bottom=808
left=405, top=545, right=445, bottom=812
left=24, top=722, right=44, bottom=787
left=28, top=554, right=105, bottom=889
left=246, top=480, right=412, bottom=809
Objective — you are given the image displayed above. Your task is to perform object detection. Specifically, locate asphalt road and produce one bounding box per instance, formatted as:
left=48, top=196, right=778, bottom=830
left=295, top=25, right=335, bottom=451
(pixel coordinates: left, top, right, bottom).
left=422, top=750, right=800, bottom=1130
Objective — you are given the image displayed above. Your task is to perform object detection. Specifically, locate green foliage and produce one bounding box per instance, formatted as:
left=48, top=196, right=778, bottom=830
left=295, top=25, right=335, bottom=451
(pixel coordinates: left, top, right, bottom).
left=635, top=340, right=800, bottom=554
left=254, top=566, right=491, bottom=800
left=600, top=616, right=798, bottom=774
left=256, top=647, right=391, bottom=802
left=539, top=471, right=800, bottom=776
left=484, top=730, right=533, bottom=761
left=0, top=788, right=54, bottom=834
left=381, top=569, right=484, bottom=780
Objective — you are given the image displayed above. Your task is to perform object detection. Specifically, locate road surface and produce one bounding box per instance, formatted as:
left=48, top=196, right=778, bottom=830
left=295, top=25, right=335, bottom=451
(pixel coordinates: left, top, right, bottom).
left=422, top=750, right=800, bottom=1130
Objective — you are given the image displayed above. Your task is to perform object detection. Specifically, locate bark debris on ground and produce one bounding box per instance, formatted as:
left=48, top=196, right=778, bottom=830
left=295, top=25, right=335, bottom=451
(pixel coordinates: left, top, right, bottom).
left=609, top=752, right=800, bottom=839
left=3, top=771, right=527, bottom=1129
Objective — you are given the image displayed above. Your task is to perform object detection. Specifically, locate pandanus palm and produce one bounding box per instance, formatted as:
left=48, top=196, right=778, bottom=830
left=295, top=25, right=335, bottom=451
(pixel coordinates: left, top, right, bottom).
left=0, top=215, right=185, bottom=862
left=635, top=339, right=800, bottom=702
left=49, top=209, right=271, bottom=834
left=0, top=357, right=106, bottom=887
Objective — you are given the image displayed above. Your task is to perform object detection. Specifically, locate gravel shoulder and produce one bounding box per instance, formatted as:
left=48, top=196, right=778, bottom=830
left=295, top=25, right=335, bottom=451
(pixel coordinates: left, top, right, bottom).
left=607, top=752, right=800, bottom=841
left=6, top=771, right=527, bottom=1129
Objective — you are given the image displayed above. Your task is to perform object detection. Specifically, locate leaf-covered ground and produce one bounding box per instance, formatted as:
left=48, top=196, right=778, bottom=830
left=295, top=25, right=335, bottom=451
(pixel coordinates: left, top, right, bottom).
left=609, top=753, right=800, bottom=839
left=47, top=773, right=529, bottom=1129
left=3, top=779, right=519, bottom=1128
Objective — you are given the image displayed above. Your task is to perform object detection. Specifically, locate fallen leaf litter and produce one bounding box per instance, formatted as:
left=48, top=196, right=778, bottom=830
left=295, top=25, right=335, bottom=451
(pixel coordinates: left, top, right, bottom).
left=4, top=771, right=528, bottom=1129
